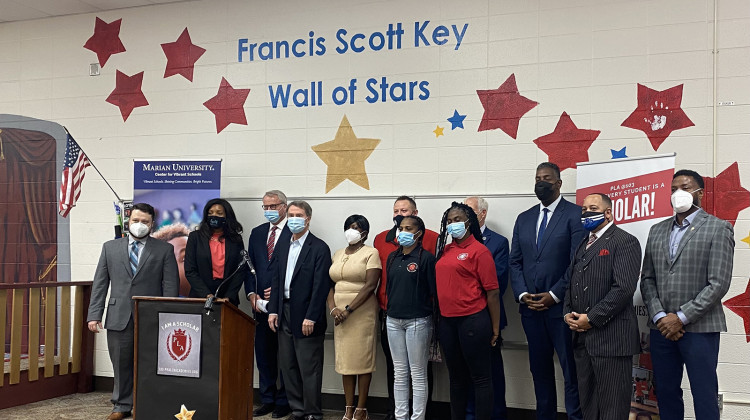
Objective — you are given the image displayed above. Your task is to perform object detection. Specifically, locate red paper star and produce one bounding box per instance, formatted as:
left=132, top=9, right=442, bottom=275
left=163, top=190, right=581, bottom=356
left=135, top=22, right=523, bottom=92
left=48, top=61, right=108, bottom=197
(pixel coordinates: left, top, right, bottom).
left=83, top=17, right=126, bottom=67
left=724, top=279, right=750, bottom=343
left=203, top=77, right=250, bottom=133
left=702, top=162, right=750, bottom=226
left=161, top=28, right=206, bottom=82
left=533, top=112, right=600, bottom=171
left=477, top=73, right=538, bottom=138
left=621, top=83, right=694, bottom=151
left=106, top=70, right=149, bottom=121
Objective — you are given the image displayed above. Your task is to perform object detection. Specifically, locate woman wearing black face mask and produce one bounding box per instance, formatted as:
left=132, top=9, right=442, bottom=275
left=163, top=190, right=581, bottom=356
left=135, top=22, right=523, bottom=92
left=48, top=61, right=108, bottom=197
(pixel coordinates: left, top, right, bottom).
left=184, top=198, right=247, bottom=306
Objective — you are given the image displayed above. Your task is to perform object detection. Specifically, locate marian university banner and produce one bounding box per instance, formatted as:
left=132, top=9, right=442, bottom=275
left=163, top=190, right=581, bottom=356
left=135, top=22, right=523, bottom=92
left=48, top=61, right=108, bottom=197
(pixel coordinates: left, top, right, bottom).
left=576, top=153, right=675, bottom=418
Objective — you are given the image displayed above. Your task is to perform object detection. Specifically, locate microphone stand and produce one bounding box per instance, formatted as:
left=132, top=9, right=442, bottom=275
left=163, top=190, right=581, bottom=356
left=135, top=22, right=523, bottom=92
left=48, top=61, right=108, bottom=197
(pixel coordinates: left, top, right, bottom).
left=204, top=258, right=246, bottom=315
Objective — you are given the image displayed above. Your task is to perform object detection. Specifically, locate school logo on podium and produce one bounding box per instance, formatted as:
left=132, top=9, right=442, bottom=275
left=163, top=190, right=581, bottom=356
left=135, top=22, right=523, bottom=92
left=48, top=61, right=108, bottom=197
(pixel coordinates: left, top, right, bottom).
left=167, top=329, right=192, bottom=361
left=158, top=313, right=201, bottom=378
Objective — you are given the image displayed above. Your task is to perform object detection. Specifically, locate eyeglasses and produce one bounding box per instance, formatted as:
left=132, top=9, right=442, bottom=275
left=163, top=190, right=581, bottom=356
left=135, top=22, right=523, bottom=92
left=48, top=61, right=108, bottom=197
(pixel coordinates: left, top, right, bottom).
left=261, top=203, right=285, bottom=210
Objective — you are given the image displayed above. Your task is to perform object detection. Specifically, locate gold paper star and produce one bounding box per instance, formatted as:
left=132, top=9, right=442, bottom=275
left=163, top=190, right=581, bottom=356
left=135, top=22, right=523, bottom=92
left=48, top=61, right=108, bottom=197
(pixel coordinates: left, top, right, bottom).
left=174, top=404, right=195, bottom=420
left=433, top=125, right=444, bottom=137
left=312, top=115, right=381, bottom=193
left=741, top=232, right=750, bottom=247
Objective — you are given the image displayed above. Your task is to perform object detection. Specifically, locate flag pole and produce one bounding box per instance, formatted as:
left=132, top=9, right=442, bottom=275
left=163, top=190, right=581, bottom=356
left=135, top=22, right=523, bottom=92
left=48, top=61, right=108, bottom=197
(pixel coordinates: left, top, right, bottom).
left=63, top=126, right=123, bottom=203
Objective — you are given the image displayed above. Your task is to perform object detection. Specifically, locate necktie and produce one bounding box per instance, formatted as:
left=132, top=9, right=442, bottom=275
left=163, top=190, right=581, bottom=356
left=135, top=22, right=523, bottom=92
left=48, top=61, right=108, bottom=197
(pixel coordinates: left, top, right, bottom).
left=537, top=208, right=549, bottom=250
left=586, top=233, right=598, bottom=250
left=130, top=241, right=140, bottom=275
left=267, top=225, right=277, bottom=261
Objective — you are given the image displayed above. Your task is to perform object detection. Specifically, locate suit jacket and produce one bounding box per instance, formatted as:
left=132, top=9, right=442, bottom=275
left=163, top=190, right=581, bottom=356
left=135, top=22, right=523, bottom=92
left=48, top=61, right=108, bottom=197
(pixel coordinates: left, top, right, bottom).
left=184, top=230, right=248, bottom=307
left=564, top=225, right=641, bottom=357
left=482, top=226, right=510, bottom=330
left=243, top=222, right=293, bottom=296
left=510, top=197, right=586, bottom=318
left=640, top=210, right=734, bottom=332
left=87, top=237, right=179, bottom=331
left=267, top=231, right=332, bottom=338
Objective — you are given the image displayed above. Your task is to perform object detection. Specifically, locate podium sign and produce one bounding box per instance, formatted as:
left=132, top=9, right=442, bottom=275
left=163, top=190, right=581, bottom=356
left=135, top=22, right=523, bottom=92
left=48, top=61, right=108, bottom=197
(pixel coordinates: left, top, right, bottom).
left=157, top=313, right=202, bottom=378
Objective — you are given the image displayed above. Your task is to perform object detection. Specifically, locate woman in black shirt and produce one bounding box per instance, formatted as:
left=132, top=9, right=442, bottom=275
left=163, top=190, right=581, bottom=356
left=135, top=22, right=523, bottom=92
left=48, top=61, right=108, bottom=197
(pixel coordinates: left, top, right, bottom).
left=385, top=215, right=436, bottom=420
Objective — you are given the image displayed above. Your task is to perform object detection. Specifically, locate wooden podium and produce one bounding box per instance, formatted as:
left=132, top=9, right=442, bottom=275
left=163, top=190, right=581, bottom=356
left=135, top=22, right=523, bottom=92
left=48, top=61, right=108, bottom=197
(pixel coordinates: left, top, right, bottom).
left=132, top=297, right=256, bottom=419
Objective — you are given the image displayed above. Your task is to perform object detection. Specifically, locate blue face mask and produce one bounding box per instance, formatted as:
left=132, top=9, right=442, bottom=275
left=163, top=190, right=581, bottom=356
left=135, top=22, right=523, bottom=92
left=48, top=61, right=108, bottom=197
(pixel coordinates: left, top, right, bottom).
left=581, top=211, right=606, bottom=231
left=287, top=217, right=307, bottom=234
left=398, top=231, right=416, bottom=247
left=446, top=221, right=468, bottom=239
left=264, top=210, right=280, bottom=223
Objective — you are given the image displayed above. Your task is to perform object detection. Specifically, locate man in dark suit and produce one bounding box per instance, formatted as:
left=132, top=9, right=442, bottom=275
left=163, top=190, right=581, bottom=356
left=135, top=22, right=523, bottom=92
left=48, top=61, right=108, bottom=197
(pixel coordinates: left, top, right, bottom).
left=564, top=193, right=641, bottom=420
left=268, top=200, right=332, bottom=420
left=87, top=203, right=179, bottom=420
left=640, top=170, right=734, bottom=420
left=244, top=190, right=292, bottom=418
left=510, top=162, right=585, bottom=420
left=464, top=196, right=509, bottom=420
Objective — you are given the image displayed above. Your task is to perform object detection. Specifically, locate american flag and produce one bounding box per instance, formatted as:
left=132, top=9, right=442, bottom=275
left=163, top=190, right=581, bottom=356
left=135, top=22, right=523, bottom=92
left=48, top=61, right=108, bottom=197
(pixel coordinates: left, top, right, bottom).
left=58, top=133, right=91, bottom=217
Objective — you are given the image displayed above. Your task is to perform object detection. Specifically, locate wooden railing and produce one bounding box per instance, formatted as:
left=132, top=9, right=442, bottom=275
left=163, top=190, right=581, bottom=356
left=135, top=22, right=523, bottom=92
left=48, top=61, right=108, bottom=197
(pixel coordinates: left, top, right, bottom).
left=0, top=281, right=94, bottom=409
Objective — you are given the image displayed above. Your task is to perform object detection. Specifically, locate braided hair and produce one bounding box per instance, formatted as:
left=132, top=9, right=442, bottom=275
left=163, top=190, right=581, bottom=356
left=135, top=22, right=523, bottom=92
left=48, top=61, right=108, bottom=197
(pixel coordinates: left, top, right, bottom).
left=436, top=201, right=483, bottom=260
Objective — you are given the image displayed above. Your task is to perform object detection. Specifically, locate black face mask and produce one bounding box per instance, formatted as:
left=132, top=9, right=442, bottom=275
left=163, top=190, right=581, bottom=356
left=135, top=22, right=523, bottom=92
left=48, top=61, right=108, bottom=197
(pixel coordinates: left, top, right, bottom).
left=393, top=215, right=405, bottom=227
left=207, top=215, right=227, bottom=229
left=534, top=181, right=557, bottom=202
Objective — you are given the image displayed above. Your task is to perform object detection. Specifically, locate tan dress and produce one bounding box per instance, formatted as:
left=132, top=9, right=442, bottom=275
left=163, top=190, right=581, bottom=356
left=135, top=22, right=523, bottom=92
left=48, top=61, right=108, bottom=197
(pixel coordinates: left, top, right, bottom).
left=329, top=245, right=381, bottom=375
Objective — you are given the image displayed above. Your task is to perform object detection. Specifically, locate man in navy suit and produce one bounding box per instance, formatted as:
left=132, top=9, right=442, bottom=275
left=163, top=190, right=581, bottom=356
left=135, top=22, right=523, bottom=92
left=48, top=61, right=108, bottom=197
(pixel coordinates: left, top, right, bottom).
left=510, top=162, right=585, bottom=420
left=244, top=190, right=292, bottom=418
left=268, top=200, right=332, bottom=420
left=464, top=196, right=509, bottom=420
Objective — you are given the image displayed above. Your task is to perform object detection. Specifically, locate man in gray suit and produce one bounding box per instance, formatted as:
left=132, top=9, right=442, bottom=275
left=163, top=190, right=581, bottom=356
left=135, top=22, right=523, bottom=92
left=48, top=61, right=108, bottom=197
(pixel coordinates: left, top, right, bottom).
left=87, top=203, right=179, bottom=420
left=564, top=193, right=641, bottom=420
left=640, top=169, right=734, bottom=420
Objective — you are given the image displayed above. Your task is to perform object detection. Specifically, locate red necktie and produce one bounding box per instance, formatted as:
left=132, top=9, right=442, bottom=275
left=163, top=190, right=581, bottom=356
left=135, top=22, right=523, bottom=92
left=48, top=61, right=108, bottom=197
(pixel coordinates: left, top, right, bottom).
left=586, top=233, right=598, bottom=250
left=267, top=225, right=277, bottom=261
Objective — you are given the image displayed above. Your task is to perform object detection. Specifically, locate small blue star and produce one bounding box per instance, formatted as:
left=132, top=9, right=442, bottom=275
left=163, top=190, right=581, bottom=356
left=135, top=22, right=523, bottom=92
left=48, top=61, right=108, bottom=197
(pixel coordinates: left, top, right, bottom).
left=447, top=109, right=466, bottom=130
left=611, top=146, right=628, bottom=159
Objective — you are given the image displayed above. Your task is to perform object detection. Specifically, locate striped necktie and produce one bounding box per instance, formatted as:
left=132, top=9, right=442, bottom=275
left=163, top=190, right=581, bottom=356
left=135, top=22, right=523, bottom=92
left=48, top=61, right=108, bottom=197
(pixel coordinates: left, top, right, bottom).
left=130, top=241, right=140, bottom=275
left=586, top=233, right=598, bottom=250
left=267, top=225, right=277, bottom=261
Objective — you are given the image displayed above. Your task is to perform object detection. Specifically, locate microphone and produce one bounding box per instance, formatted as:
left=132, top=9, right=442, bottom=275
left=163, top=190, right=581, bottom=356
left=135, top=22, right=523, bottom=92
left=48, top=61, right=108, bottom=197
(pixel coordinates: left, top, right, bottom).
left=204, top=250, right=252, bottom=315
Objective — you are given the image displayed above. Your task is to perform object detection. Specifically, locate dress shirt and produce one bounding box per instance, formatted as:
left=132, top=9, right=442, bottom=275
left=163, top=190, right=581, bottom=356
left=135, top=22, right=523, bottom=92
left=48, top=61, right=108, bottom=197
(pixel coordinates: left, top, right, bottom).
left=652, top=209, right=702, bottom=326
left=519, top=195, right=563, bottom=303
left=267, top=218, right=288, bottom=249
left=128, top=235, right=147, bottom=259
left=587, top=220, right=613, bottom=244
left=284, top=230, right=309, bottom=299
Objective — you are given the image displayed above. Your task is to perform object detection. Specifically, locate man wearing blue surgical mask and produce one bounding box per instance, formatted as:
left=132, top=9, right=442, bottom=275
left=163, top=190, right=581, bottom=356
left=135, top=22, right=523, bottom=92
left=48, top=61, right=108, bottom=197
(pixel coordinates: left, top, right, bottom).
left=245, top=190, right=292, bottom=419
left=564, top=193, right=641, bottom=420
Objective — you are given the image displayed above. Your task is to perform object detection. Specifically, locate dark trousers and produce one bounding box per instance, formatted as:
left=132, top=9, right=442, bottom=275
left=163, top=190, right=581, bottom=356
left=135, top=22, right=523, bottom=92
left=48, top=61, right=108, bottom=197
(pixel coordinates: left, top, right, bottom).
left=439, top=310, right=493, bottom=420
left=521, top=312, right=582, bottom=420
left=278, top=302, right=325, bottom=420
left=107, top=318, right=134, bottom=413
left=466, top=336, right=507, bottom=420
left=650, top=329, right=720, bottom=420
left=380, top=310, right=435, bottom=417
left=255, top=312, right=288, bottom=406
left=573, top=338, right=632, bottom=420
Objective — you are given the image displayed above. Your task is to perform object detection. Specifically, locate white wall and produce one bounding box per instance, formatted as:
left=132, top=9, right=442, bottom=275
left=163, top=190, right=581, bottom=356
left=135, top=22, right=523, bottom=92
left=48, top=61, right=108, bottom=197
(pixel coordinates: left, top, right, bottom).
left=1, top=0, right=749, bottom=417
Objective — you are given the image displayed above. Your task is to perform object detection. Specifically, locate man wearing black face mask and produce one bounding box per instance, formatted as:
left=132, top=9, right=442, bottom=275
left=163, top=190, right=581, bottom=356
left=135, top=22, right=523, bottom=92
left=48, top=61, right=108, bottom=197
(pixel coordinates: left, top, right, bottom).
left=373, top=196, right=438, bottom=420
left=509, top=162, right=586, bottom=420
left=564, top=193, right=641, bottom=420
left=640, top=170, right=734, bottom=420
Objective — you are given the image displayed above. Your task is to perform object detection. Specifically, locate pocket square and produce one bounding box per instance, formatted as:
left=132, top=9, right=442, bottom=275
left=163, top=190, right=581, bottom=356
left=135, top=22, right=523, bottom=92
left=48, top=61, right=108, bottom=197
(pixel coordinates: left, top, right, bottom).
left=598, top=249, right=610, bottom=256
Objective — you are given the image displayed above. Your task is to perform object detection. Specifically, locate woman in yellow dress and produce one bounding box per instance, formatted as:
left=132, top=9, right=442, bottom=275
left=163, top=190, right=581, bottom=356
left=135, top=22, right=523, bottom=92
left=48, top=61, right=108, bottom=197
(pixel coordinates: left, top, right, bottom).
left=328, top=214, right=382, bottom=420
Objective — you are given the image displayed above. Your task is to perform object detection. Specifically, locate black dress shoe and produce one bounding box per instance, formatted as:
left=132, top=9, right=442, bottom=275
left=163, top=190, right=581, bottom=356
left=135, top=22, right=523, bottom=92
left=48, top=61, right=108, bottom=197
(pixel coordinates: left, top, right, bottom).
left=254, top=403, right=276, bottom=417
left=272, top=405, right=292, bottom=418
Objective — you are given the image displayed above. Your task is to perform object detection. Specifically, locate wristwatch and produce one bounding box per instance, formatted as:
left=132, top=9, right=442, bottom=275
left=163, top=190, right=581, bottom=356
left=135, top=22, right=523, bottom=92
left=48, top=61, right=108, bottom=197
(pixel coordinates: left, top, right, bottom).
left=345, top=305, right=354, bottom=313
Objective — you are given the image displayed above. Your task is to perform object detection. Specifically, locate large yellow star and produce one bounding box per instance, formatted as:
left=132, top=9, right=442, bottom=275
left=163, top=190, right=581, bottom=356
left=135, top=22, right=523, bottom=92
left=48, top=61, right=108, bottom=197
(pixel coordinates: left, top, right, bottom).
left=174, top=404, right=195, bottom=420
left=433, top=125, right=444, bottom=137
left=312, top=115, right=381, bottom=193
left=741, top=232, right=750, bottom=247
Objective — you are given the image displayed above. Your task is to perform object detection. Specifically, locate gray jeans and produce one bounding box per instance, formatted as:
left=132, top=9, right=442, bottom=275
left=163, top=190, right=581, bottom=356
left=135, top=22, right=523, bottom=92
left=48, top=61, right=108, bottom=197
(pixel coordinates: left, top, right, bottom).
left=386, top=316, right=433, bottom=420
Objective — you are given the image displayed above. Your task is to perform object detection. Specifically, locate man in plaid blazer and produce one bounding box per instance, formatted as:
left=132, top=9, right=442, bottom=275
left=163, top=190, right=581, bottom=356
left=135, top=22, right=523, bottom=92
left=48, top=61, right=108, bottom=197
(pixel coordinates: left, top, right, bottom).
left=640, top=169, right=734, bottom=420
left=565, top=193, right=641, bottom=420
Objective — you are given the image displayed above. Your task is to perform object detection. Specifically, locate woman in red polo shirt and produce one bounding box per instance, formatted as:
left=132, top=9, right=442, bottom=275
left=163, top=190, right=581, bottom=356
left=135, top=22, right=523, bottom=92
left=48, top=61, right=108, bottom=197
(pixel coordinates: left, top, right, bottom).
left=435, top=202, right=501, bottom=420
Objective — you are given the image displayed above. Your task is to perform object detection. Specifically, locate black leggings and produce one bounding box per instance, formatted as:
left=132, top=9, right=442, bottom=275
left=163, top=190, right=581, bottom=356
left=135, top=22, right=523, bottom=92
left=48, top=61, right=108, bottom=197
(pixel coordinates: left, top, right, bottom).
left=439, top=310, right=493, bottom=420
